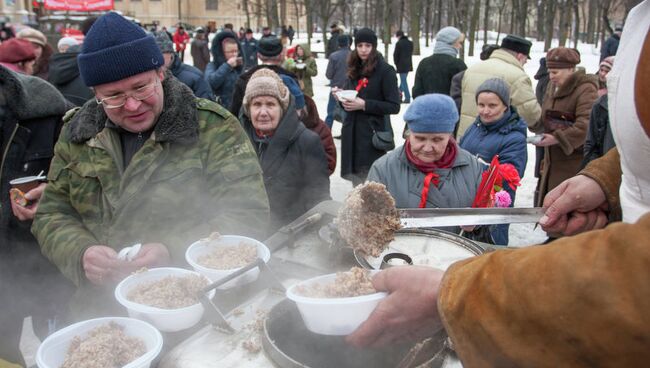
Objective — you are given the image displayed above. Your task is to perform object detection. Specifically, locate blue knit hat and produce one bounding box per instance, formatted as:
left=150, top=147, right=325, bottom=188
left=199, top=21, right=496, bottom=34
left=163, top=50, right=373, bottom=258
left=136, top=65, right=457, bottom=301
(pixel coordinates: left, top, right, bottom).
left=78, top=12, right=164, bottom=87
left=404, top=94, right=458, bottom=133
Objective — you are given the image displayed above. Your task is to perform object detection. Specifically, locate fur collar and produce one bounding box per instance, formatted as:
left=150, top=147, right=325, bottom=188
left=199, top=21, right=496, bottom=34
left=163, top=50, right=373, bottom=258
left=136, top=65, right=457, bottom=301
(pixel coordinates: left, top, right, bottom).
left=553, top=68, right=598, bottom=99
left=66, top=74, right=199, bottom=145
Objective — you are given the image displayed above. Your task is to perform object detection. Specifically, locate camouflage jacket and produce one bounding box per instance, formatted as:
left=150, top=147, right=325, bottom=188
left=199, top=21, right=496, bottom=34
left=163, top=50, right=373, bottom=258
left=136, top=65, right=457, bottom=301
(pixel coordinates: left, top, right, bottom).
left=31, top=76, right=269, bottom=319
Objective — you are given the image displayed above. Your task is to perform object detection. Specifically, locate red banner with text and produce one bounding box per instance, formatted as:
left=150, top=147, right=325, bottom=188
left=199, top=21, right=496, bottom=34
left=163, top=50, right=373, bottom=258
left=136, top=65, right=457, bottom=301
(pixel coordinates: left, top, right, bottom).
left=43, top=0, right=114, bottom=11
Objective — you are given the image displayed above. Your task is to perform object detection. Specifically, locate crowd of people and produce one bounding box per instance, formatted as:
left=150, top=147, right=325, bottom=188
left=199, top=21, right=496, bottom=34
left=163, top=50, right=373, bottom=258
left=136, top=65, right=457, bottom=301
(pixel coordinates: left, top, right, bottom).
left=0, top=4, right=648, bottom=366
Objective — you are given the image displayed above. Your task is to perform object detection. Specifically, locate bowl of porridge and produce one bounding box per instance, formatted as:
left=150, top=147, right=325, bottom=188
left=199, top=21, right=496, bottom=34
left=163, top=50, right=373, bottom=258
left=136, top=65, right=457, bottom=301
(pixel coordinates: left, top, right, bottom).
left=286, top=267, right=386, bottom=335
left=185, top=234, right=270, bottom=289
left=36, top=317, right=162, bottom=368
left=114, top=267, right=214, bottom=332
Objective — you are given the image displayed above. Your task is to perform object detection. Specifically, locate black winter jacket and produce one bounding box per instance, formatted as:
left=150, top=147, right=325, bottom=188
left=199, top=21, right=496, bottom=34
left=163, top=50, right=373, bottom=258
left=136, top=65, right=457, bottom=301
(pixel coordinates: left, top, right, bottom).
left=583, top=95, right=616, bottom=167
left=241, top=99, right=331, bottom=232
left=47, top=52, right=93, bottom=107
left=341, top=59, right=400, bottom=180
left=412, top=53, right=466, bottom=98
left=393, top=36, right=413, bottom=73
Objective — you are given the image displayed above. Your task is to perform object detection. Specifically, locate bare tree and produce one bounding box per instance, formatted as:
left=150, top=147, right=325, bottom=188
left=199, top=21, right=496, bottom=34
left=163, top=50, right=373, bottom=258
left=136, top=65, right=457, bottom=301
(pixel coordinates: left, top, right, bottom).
left=243, top=0, right=252, bottom=28
left=557, top=0, right=571, bottom=46
left=516, top=0, right=528, bottom=36
left=483, top=0, right=491, bottom=44
left=409, top=0, right=422, bottom=54
left=536, top=0, right=545, bottom=40
left=543, top=0, right=556, bottom=50
left=468, top=0, right=481, bottom=56
left=494, top=0, right=507, bottom=43
left=382, top=0, right=393, bottom=57
left=424, top=0, right=433, bottom=47
left=314, top=0, right=342, bottom=44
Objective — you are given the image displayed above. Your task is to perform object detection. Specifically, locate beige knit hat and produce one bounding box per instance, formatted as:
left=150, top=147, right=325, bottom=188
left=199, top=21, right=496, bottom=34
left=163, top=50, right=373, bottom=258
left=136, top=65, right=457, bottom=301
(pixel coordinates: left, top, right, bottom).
left=243, top=68, right=291, bottom=115
left=17, top=27, right=47, bottom=47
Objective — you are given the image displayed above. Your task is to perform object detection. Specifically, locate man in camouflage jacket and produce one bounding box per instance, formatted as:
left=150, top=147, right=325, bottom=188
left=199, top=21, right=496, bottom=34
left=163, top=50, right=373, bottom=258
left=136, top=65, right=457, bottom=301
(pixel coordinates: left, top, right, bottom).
left=31, top=13, right=269, bottom=320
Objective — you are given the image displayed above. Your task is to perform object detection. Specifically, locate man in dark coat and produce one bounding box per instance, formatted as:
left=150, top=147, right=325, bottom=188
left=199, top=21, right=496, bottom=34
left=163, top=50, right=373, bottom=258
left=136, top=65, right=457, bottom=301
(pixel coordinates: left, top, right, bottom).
left=325, top=34, right=352, bottom=128
left=241, top=28, right=259, bottom=71
left=393, top=30, right=413, bottom=103
left=153, top=31, right=214, bottom=100
left=0, top=65, right=75, bottom=366
left=600, top=25, right=622, bottom=61
left=47, top=45, right=94, bottom=106
left=325, top=23, right=341, bottom=58
left=190, top=27, right=210, bottom=72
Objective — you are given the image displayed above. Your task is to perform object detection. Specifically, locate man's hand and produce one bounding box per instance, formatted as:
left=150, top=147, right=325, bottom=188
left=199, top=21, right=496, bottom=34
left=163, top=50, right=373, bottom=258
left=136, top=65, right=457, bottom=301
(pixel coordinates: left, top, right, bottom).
left=540, top=175, right=609, bottom=236
left=342, top=97, right=365, bottom=112
left=227, top=56, right=238, bottom=68
left=10, top=183, right=46, bottom=221
left=83, top=245, right=119, bottom=285
left=346, top=266, right=445, bottom=348
left=533, top=133, right=559, bottom=147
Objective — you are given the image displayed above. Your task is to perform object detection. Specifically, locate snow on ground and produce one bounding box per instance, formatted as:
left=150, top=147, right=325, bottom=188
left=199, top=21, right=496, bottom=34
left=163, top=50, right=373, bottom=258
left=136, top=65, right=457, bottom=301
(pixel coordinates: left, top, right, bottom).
left=296, top=32, right=603, bottom=247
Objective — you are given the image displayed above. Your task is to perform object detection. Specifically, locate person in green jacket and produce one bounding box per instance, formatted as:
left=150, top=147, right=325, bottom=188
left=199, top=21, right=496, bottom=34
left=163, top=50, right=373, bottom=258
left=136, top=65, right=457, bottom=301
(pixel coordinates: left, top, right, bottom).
left=283, top=43, right=318, bottom=97
left=31, top=12, right=270, bottom=321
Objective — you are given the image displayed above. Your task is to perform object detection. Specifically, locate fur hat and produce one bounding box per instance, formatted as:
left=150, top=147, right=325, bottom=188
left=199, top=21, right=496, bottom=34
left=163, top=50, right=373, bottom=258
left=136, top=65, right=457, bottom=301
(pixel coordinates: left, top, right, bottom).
left=243, top=68, right=291, bottom=115
left=152, top=30, right=174, bottom=53
left=600, top=56, right=615, bottom=70
left=17, top=27, right=47, bottom=47
left=475, top=78, right=511, bottom=106
left=354, top=27, right=377, bottom=48
left=78, top=12, right=164, bottom=87
left=0, top=38, right=36, bottom=64
left=546, top=47, right=581, bottom=69
left=258, top=36, right=283, bottom=57
left=404, top=94, right=458, bottom=134
left=436, top=26, right=462, bottom=45
left=501, top=34, right=532, bottom=59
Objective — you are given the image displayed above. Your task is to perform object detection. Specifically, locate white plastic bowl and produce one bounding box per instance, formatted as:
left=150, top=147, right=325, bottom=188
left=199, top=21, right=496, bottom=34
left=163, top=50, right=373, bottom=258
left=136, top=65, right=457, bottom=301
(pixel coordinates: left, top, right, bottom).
left=336, top=90, right=358, bottom=101
left=286, top=272, right=387, bottom=335
left=185, top=235, right=270, bottom=290
left=114, top=267, right=214, bottom=332
left=36, top=317, right=162, bottom=368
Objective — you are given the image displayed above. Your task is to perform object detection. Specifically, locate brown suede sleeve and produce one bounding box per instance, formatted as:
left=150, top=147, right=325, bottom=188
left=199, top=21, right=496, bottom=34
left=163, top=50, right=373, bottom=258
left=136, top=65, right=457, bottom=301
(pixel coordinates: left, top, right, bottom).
left=438, top=213, right=650, bottom=367
left=579, top=147, right=622, bottom=220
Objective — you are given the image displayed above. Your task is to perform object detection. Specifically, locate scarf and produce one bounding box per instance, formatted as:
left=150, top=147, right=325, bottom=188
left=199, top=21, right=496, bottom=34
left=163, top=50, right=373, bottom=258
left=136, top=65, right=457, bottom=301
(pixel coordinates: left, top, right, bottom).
left=405, top=138, right=458, bottom=207
left=433, top=42, right=459, bottom=57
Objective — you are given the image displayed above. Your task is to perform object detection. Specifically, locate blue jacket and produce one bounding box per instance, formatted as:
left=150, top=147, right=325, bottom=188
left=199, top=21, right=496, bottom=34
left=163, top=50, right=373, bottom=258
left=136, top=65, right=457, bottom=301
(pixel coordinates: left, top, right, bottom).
left=206, top=31, right=244, bottom=108
left=169, top=55, right=214, bottom=100
left=459, top=107, right=528, bottom=245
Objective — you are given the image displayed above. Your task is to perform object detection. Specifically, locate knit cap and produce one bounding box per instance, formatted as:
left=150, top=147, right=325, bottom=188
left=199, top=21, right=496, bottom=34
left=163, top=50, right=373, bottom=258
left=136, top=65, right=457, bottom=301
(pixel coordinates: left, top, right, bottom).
left=404, top=94, right=458, bottom=134
left=243, top=68, right=291, bottom=115
left=17, top=27, right=47, bottom=47
left=0, top=38, right=36, bottom=63
left=435, top=26, right=462, bottom=45
left=600, top=56, right=615, bottom=70
left=354, top=28, right=377, bottom=48
left=475, top=78, right=511, bottom=106
left=57, top=36, right=79, bottom=51
left=151, top=30, right=174, bottom=53
left=258, top=36, right=283, bottom=57
left=546, top=47, right=581, bottom=69
left=78, top=12, right=164, bottom=87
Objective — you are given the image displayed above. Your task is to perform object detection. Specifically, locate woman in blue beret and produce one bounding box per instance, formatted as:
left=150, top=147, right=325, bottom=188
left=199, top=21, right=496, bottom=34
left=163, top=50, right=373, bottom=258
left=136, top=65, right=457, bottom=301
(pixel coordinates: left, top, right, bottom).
left=368, top=94, right=485, bottom=237
left=460, top=78, right=528, bottom=245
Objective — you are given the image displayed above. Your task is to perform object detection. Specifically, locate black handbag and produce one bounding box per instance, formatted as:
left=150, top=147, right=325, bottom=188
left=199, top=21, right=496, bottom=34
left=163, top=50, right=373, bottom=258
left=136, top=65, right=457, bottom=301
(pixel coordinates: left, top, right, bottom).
left=371, top=116, right=396, bottom=151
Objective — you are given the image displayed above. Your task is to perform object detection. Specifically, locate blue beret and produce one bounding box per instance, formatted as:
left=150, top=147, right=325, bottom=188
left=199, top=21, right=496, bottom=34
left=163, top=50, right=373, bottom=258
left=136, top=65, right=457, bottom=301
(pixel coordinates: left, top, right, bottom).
left=404, top=94, right=458, bottom=134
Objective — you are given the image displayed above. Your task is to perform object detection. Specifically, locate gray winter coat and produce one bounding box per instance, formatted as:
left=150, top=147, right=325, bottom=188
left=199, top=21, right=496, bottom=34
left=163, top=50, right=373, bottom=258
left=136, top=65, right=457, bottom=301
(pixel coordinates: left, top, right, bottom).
left=367, top=145, right=483, bottom=233
left=326, top=48, right=351, bottom=89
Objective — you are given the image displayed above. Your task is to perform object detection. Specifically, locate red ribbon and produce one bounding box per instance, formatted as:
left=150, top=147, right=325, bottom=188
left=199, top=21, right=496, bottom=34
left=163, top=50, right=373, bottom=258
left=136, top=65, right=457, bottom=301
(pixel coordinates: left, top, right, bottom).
left=418, top=172, right=440, bottom=208
left=355, top=78, right=369, bottom=92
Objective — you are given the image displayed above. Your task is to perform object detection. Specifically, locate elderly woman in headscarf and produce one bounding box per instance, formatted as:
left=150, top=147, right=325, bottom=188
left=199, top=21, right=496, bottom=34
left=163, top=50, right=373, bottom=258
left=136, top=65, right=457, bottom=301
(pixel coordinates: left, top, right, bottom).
left=530, top=47, right=598, bottom=209
left=460, top=78, right=528, bottom=245
left=368, top=94, right=485, bottom=237
left=240, top=68, right=331, bottom=232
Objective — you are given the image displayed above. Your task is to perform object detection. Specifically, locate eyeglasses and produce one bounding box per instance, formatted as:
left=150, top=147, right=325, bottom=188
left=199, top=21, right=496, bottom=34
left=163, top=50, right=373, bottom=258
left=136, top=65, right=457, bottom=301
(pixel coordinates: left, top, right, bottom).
left=95, top=79, right=159, bottom=109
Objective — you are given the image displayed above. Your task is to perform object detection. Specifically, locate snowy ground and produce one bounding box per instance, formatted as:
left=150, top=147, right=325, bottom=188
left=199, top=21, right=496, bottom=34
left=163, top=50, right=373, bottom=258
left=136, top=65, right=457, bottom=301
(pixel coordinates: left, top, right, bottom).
left=301, top=32, right=603, bottom=247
